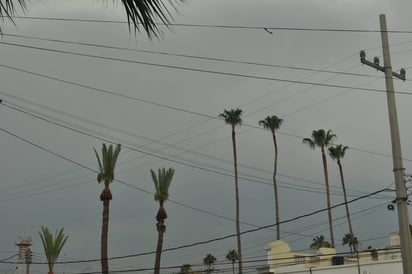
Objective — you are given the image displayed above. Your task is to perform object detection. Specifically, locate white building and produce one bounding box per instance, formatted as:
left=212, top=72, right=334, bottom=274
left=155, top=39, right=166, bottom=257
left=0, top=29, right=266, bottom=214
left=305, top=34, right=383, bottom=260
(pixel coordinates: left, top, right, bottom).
left=264, top=233, right=404, bottom=274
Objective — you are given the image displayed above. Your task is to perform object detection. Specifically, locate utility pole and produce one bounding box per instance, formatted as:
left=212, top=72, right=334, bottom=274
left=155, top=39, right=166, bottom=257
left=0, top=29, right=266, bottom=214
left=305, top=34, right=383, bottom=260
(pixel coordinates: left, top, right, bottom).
left=25, top=248, right=32, bottom=274
left=16, top=237, right=32, bottom=274
left=360, top=14, right=411, bottom=274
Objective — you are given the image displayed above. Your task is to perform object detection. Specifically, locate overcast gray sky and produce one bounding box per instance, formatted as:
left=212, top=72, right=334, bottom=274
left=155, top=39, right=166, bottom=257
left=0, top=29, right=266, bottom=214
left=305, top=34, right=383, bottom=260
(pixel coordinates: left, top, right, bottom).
left=1, top=0, right=412, bottom=273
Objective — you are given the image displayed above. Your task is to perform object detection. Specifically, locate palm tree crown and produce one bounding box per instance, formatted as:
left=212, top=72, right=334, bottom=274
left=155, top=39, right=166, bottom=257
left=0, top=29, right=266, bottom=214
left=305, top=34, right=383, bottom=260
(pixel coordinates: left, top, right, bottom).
left=259, top=115, right=283, bottom=133
left=303, top=129, right=336, bottom=149
left=328, top=144, right=348, bottom=161
left=310, top=235, right=331, bottom=249
left=39, top=227, right=68, bottom=274
left=219, top=108, right=243, bottom=127
left=203, top=253, right=217, bottom=273
left=151, top=167, right=175, bottom=205
left=94, top=143, right=121, bottom=200
left=226, top=249, right=238, bottom=262
left=179, top=264, right=193, bottom=274
left=342, top=233, right=359, bottom=254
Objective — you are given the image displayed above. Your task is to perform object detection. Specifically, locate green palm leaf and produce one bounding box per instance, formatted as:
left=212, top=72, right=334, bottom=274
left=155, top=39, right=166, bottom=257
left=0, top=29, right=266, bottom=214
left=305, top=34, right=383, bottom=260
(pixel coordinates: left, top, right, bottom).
left=0, top=0, right=182, bottom=36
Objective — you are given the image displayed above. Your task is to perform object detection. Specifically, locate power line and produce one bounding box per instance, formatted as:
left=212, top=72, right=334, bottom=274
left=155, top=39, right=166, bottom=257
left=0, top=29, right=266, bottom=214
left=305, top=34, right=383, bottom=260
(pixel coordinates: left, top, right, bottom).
left=7, top=16, right=412, bottom=33
left=0, top=93, right=408, bottom=198
left=1, top=100, right=390, bottom=200
left=0, top=32, right=390, bottom=79
left=1, top=60, right=411, bottom=161
left=0, top=41, right=410, bottom=95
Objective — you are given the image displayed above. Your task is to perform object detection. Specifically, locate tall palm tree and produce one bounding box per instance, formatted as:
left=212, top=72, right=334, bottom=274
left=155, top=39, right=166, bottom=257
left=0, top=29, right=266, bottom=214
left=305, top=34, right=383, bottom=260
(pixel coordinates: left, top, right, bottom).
left=219, top=108, right=243, bottom=274
left=310, top=235, right=331, bottom=249
left=0, top=0, right=181, bottom=36
left=226, top=249, right=238, bottom=274
left=303, top=129, right=336, bottom=247
left=259, top=115, right=283, bottom=240
left=151, top=167, right=175, bottom=274
left=203, top=253, right=217, bottom=274
left=39, top=227, right=68, bottom=274
left=328, top=144, right=354, bottom=237
left=94, top=143, right=121, bottom=274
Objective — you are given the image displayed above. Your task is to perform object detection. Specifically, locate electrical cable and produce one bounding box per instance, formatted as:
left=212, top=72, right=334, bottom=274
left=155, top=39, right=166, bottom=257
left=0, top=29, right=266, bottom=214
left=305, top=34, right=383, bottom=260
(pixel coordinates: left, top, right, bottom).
left=1, top=100, right=390, bottom=201
left=7, top=16, right=412, bottom=33
left=1, top=61, right=411, bottom=167
left=0, top=42, right=410, bottom=95
left=0, top=32, right=392, bottom=80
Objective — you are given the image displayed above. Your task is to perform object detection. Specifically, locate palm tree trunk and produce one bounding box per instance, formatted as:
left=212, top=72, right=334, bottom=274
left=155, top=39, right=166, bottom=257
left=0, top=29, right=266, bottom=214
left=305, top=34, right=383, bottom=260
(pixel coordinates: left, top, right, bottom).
left=272, top=130, right=280, bottom=240
left=231, top=262, right=235, bottom=274
left=338, top=160, right=354, bottom=236
left=101, top=199, right=110, bottom=274
left=321, top=147, right=335, bottom=248
left=154, top=206, right=166, bottom=274
left=232, top=125, right=243, bottom=274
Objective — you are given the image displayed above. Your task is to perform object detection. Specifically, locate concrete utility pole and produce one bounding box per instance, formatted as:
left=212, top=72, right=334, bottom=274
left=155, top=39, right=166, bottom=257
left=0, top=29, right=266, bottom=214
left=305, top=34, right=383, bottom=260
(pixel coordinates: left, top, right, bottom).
left=25, top=248, right=32, bottom=274
left=360, top=14, right=412, bottom=274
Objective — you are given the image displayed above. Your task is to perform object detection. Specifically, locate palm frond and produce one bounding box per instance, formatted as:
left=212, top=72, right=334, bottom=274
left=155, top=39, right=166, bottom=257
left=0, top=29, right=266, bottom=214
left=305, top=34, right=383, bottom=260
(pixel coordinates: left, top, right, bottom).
left=118, top=0, right=183, bottom=38
left=302, top=138, right=315, bottom=149
left=94, top=148, right=103, bottom=173
left=0, top=1, right=184, bottom=36
left=0, top=0, right=25, bottom=19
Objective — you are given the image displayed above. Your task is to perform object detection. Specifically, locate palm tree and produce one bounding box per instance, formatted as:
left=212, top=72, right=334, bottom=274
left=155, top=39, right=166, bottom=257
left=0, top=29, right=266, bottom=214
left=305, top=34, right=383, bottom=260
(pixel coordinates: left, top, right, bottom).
left=151, top=167, right=175, bottom=274
left=303, top=129, right=337, bottom=247
left=310, top=235, right=331, bottom=249
left=39, top=227, right=68, bottom=274
left=94, top=143, right=121, bottom=274
left=328, top=144, right=354, bottom=237
left=226, top=249, right=238, bottom=274
left=0, top=0, right=181, bottom=36
left=219, top=108, right=243, bottom=274
left=203, top=253, right=217, bottom=273
left=259, top=115, right=283, bottom=240
left=342, top=233, right=359, bottom=256
left=179, top=264, right=193, bottom=274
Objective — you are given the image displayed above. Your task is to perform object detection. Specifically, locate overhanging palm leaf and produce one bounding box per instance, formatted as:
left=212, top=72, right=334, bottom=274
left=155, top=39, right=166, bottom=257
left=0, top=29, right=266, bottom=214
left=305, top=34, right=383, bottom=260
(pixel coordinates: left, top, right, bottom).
left=0, top=0, right=25, bottom=20
left=39, top=227, right=68, bottom=274
left=0, top=0, right=182, bottom=37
